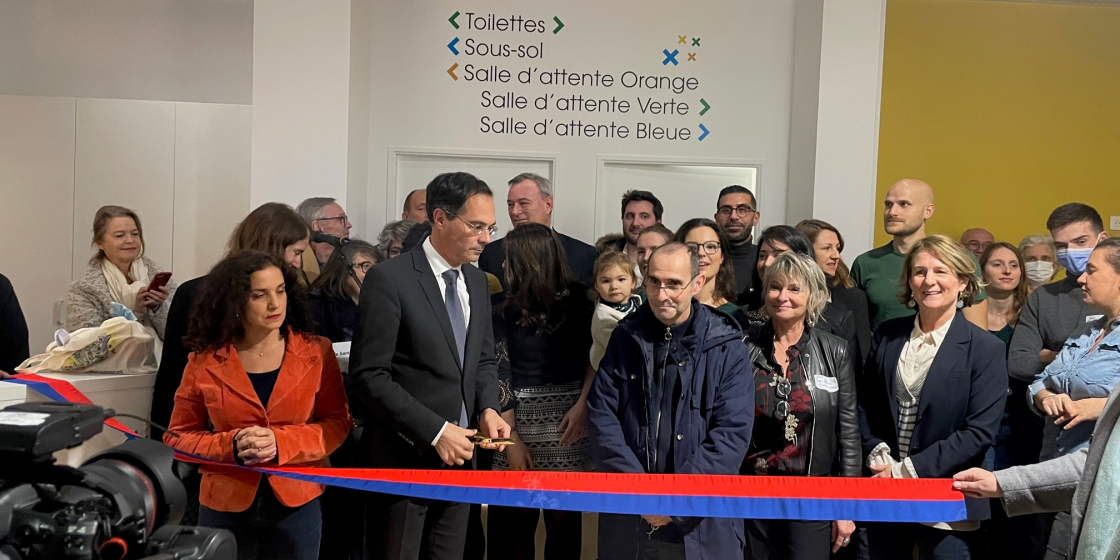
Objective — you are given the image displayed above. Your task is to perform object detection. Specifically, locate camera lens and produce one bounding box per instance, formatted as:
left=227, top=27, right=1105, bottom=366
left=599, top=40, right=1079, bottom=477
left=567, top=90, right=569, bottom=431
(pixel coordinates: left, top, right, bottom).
left=80, top=438, right=188, bottom=540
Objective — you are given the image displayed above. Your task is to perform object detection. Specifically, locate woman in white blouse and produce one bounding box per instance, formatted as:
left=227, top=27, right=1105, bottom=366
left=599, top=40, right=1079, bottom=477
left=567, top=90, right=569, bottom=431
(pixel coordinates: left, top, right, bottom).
left=856, top=234, right=1008, bottom=559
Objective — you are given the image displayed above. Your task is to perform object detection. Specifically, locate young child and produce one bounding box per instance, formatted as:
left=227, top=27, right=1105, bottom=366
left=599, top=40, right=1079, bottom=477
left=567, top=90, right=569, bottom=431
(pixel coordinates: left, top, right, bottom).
left=590, top=251, right=642, bottom=370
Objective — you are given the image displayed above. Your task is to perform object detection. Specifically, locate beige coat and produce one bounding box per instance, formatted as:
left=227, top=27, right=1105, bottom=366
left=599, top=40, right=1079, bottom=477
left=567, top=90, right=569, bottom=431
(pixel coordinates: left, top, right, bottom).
left=66, top=256, right=176, bottom=340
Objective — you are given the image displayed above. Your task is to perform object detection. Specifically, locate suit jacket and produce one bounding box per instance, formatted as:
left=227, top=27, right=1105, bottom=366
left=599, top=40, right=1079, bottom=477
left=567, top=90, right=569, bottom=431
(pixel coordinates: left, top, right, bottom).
left=163, top=331, right=352, bottom=512
left=0, top=273, right=29, bottom=373
left=830, top=283, right=872, bottom=363
left=998, top=383, right=1120, bottom=559
left=152, top=276, right=202, bottom=429
left=349, top=247, right=500, bottom=468
left=858, top=312, right=1008, bottom=518
left=478, top=230, right=599, bottom=289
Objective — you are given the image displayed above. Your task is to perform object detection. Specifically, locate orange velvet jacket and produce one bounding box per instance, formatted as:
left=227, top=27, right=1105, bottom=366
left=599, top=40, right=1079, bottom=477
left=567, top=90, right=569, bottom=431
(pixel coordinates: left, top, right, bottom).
left=164, top=331, right=352, bottom=512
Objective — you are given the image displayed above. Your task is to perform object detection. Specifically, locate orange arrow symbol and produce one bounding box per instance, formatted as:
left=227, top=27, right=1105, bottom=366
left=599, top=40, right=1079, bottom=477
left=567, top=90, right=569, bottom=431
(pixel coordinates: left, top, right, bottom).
left=447, top=63, right=459, bottom=81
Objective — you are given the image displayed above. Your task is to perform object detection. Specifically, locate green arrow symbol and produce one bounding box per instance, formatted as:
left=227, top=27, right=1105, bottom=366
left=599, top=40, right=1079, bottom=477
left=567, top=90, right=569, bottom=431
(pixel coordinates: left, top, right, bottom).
left=449, top=11, right=460, bottom=29
left=553, top=16, right=564, bottom=34
left=699, top=98, right=711, bottom=116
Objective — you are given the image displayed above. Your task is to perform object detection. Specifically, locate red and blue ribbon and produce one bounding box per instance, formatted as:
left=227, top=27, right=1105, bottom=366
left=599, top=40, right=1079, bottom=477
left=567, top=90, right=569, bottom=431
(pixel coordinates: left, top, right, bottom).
left=2, top=374, right=970, bottom=522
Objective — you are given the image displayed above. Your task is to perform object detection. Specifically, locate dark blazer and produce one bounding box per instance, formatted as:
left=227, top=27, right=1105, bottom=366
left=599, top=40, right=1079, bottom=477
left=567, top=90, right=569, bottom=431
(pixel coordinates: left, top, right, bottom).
left=830, top=282, right=872, bottom=363
left=0, top=273, right=30, bottom=373
left=349, top=247, right=500, bottom=468
left=152, top=276, right=202, bottom=430
left=309, top=292, right=360, bottom=343
left=857, top=312, right=1007, bottom=518
left=478, top=230, right=599, bottom=289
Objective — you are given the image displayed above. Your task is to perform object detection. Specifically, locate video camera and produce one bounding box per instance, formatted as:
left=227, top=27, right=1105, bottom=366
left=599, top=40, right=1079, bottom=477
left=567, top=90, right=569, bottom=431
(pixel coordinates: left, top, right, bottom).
left=0, top=401, right=236, bottom=560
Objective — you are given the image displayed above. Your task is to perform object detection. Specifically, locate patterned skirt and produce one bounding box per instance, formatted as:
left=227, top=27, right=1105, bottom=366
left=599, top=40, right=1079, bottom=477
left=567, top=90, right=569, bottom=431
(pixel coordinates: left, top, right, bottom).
left=493, top=382, right=592, bottom=472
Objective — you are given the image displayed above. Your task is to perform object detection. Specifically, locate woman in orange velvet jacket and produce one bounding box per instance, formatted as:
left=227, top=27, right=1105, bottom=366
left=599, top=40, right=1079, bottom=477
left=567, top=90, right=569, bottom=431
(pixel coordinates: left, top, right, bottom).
left=164, top=250, right=352, bottom=560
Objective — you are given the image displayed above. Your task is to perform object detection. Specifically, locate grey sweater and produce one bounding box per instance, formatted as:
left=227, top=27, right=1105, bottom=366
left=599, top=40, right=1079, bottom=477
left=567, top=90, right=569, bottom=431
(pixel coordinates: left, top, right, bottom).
left=65, top=257, right=177, bottom=341
left=1008, top=276, right=1094, bottom=384
left=1008, top=276, right=1098, bottom=460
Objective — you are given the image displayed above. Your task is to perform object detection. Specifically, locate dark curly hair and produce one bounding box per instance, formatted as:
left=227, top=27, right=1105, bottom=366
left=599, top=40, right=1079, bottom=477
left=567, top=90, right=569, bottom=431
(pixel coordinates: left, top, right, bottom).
left=184, top=251, right=316, bottom=353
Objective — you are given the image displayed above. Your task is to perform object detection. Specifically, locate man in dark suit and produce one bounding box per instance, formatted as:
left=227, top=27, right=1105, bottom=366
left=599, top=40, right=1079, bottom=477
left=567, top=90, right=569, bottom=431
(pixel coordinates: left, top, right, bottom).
left=477, top=173, right=599, bottom=288
left=350, top=171, right=511, bottom=560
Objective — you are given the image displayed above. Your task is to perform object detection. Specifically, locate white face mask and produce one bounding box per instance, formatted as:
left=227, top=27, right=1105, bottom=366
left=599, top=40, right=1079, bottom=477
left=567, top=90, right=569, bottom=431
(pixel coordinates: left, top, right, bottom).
left=1024, top=261, right=1054, bottom=283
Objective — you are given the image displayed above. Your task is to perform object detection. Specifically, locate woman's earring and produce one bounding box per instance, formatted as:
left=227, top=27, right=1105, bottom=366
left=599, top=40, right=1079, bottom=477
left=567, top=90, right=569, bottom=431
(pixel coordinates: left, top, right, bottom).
left=907, top=294, right=916, bottom=309
left=956, top=291, right=965, bottom=309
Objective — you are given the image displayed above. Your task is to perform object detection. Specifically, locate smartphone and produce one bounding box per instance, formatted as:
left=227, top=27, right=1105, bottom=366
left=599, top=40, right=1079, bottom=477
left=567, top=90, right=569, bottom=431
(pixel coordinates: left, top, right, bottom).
left=147, top=271, right=172, bottom=292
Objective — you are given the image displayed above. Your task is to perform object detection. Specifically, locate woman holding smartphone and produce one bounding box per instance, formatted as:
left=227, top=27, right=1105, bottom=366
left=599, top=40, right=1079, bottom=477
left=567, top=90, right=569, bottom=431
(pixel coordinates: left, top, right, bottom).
left=67, top=205, right=176, bottom=340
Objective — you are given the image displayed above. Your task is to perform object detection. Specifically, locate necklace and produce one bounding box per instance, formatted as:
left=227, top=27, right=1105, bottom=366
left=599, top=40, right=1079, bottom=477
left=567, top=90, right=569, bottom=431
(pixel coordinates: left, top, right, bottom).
left=240, top=334, right=282, bottom=358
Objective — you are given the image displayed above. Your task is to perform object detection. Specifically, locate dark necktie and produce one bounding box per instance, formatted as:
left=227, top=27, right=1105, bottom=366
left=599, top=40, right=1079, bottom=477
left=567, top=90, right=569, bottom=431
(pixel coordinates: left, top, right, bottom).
left=441, top=269, right=470, bottom=428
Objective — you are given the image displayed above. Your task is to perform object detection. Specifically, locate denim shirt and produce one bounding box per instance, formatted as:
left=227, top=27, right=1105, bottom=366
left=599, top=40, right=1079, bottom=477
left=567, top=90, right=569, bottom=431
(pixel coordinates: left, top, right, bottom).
left=1029, top=315, right=1120, bottom=457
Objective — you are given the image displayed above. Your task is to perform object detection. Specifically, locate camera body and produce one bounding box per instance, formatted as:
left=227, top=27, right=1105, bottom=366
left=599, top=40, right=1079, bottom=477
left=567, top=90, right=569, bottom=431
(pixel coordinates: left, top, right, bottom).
left=0, top=402, right=235, bottom=560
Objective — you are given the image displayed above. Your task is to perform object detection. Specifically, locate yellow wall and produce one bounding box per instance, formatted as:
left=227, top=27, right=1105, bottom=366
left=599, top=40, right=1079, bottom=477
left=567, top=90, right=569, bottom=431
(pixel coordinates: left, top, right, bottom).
left=876, top=0, right=1120, bottom=248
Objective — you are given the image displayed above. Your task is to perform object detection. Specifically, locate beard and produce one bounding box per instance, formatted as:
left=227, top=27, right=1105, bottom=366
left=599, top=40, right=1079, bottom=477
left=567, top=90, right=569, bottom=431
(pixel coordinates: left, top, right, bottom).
left=725, top=224, right=752, bottom=244
left=885, top=219, right=922, bottom=237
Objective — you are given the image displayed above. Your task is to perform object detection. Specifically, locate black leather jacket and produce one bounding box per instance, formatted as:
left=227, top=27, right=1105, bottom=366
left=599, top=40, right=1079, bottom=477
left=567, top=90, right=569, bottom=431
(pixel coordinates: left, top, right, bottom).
left=748, top=324, right=861, bottom=477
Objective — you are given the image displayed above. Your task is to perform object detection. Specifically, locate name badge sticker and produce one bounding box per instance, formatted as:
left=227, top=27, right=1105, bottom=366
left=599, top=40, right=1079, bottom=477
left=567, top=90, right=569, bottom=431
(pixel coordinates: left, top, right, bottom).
left=815, top=375, right=839, bottom=392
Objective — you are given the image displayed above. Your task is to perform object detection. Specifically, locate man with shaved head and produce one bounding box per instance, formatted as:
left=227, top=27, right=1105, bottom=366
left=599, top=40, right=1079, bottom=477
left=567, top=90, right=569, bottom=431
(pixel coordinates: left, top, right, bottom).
left=851, top=179, right=988, bottom=330
left=961, top=228, right=995, bottom=259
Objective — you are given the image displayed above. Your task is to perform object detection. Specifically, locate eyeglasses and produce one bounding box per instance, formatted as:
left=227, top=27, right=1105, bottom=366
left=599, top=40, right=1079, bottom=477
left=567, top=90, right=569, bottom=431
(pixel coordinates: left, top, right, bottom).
left=774, top=377, right=792, bottom=419
left=717, top=205, right=756, bottom=217
left=643, top=276, right=695, bottom=297
left=351, top=261, right=375, bottom=273
left=453, top=214, right=499, bottom=237
left=686, top=241, right=721, bottom=255
left=315, top=215, right=350, bottom=225
left=965, top=241, right=992, bottom=251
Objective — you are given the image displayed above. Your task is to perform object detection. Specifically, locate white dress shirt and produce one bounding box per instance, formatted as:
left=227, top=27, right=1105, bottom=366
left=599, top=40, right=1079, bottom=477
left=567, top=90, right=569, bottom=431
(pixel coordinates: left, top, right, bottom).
left=422, top=237, right=472, bottom=445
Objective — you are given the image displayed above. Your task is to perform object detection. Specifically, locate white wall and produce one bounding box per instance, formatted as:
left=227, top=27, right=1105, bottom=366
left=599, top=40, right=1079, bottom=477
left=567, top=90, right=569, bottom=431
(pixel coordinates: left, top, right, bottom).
left=0, top=96, right=76, bottom=354
left=811, top=0, right=885, bottom=256
left=251, top=0, right=354, bottom=208
left=363, top=0, right=797, bottom=245
left=0, top=97, right=252, bottom=353
left=0, top=0, right=252, bottom=104
left=0, top=0, right=889, bottom=356
left=0, top=0, right=254, bottom=354
left=785, top=0, right=886, bottom=256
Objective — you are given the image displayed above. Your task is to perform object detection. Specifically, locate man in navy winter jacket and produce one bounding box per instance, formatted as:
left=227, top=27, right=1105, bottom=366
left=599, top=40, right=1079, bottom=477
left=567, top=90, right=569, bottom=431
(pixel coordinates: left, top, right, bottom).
left=588, top=242, right=755, bottom=560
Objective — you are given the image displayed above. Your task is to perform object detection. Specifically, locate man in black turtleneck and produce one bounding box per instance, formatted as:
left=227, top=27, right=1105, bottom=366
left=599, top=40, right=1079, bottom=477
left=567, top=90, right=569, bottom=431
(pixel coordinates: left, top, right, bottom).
left=713, top=185, right=760, bottom=305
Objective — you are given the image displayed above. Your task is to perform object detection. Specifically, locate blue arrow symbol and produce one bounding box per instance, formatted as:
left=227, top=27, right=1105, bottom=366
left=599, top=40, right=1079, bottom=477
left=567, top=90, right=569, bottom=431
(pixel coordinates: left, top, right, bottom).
left=698, top=124, right=710, bottom=141
left=448, top=37, right=460, bottom=55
